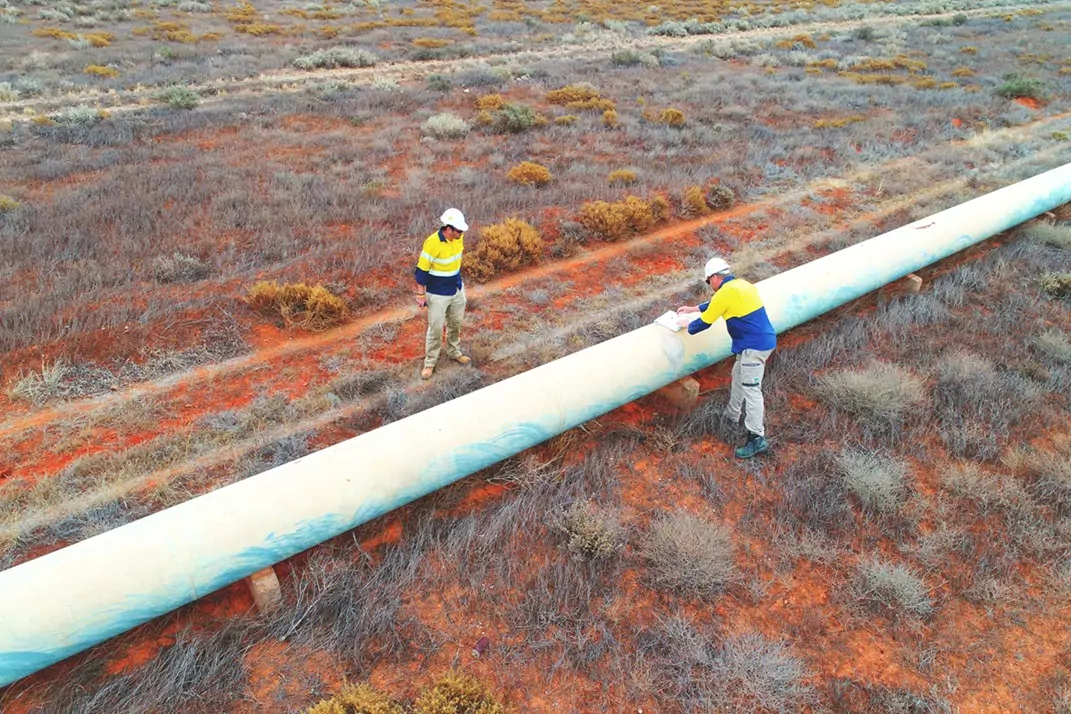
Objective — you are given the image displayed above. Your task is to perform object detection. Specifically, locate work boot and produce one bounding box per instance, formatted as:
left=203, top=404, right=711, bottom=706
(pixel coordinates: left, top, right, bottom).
left=452, top=354, right=471, bottom=365
left=735, top=433, right=769, bottom=459
left=421, top=365, right=434, bottom=380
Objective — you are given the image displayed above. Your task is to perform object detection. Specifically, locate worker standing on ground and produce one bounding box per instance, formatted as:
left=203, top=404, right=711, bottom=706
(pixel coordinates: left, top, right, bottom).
left=677, top=258, right=777, bottom=459
left=415, top=208, right=472, bottom=380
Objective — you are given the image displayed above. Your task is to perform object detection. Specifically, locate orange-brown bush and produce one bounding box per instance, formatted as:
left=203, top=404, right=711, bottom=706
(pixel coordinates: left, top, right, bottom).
left=554, top=114, right=577, bottom=125
left=608, top=169, right=638, bottom=186
left=466, top=218, right=544, bottom=282
left=506, top=161, right=551, bottom=186
left=412, top=671, right=507, bottom=714
left=85, top=65, right=120, bottom=78
left=680, top=185, right=710, bottom=217
left=578, top=196, right=657, bottom=241
left=247, top=282, right=348, bottom=330
left=413, top=37, right=451, bottom=48
left=476, top=93, right=505, bottom=111
left=546, top=84, right=615, bottom=112
left=603, top=109, right=619, bottom=129
left=658, top=108, right=686, bottom=127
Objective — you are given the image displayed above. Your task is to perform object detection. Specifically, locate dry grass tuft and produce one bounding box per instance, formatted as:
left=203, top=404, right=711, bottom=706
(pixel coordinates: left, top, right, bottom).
left=854, top=557, right=933, bottom=618
left=836, top=449, right=907, bottom=514
left=642, top=511, right=735, bottom=598
left=815, top=362, right=925, bottom=425
left=1041, top=273, right=1071, bottom=299
left=465, top=218, right=543, bottom=282
left=608, top=169, right=638, bottom=186
left=247, top=282, right=348, bottom=330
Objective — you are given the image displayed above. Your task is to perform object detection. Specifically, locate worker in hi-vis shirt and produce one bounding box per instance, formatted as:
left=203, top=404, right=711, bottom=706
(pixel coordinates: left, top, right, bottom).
left=676, top=257, right=777, bottom=459
left=414, top=208, right=472, bottom=380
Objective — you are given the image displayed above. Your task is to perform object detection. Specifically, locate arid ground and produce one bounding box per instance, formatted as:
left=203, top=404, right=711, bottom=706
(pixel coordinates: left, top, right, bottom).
left=2, top=0, right=1071, bottom=711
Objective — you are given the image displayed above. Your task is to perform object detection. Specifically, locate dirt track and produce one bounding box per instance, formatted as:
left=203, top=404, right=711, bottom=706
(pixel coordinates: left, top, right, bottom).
left=2, top=1, right=1067, bottom=119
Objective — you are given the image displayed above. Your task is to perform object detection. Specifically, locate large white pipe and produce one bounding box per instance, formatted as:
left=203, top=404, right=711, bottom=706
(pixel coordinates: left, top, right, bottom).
left=2, top=163, right=1070, bottom=687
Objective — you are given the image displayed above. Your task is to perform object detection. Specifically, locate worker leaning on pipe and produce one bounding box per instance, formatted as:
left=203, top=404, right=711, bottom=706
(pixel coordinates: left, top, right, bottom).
left=415, top=208, right=473, bottom=381
left=677, top=257, right=777, bottom=459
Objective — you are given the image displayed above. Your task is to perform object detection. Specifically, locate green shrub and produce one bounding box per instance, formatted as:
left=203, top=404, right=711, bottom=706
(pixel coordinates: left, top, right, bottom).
left=412, top=671, right=507, bottom=714
left=995, top=73, right=1047, bottom=99
left=155, top=85, right=199, bottom=109
left=426, top=73, right=452, bottom=92
left=837, top=449, right=907, bottom=514
left=53, top=104, right=102, bottom=124
left=855, top=557, right=933, bottom=618
left=491, top=102, right=536, bottom=133
left=1024, top=222, right=1071, bottom=249
left=1041, top=273, right=1071, bottom=299
left=642, top=511, right=735, bottom=598
left=0, top=194, right=21, bottom=213
left=0, top=82, right=17, bottom=102
left=422, top=112, right=470, bottom=139
left=151, top=252, right=209, bottom=283
left=558, top=499, right=626, bottom=559
left=706, top=183, right=735, bottom=211
left=293, top=46, right=376, bottom=70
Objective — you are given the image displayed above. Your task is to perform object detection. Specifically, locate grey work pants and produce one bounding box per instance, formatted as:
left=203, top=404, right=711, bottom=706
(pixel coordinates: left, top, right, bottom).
left=726, top=348, right=773, bottom=437
left=424, top=289, right=466, bottom=368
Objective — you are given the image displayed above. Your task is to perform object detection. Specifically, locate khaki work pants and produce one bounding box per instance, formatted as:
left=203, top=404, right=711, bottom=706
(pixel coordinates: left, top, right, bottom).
left=424, top=289, right=466, bottom=368
left=726, top=348, right=773, bottom=437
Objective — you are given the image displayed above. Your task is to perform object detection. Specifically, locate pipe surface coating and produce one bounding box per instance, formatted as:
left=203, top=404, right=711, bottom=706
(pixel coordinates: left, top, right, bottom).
left=2, top=161, right=1070, bottom=686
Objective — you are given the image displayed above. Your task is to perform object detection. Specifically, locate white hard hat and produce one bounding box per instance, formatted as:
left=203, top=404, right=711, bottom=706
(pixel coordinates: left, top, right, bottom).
left=704, top=257, right=730, bottom=279
left=439, top=207, right=468, bottom=232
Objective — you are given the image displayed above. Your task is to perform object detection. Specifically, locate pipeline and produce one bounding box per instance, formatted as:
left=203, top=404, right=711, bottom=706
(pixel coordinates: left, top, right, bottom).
left=2, top=162, right=1070, bottom=687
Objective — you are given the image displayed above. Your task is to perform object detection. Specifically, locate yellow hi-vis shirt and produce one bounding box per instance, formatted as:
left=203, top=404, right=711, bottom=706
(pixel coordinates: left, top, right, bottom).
left=415, top=229, right=464, bottom=296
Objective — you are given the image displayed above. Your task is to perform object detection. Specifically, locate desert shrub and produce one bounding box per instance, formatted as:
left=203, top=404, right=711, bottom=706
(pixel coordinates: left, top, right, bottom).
left=247, top=281, right=348, bottom=330
left=53, top=105, right=102, bottom=124
left=1033, top=329, right=1071, bottom=364
left=155, top=85, right=199, bottom=109
left=151, top=252, right=210, bottom=283
left=1015, top=445, right=1071, bottom=516
left=679, top=185, right=709, bottom=217
left=577, top=196, right=656, bottom=241
left=305, top=683, right=403, bottom=714
left=940, top=463, right=1026, bottom=512
left=506, top=161, right=550, bottom=186
left=426, top=74, right=452, bottom=92
left=612, top=49, right=642, bottom=66
left=0, top=194, right=21, bottom=212
left=412, top=671, right=507, bottom=714
left=422, top=112, right=470, bottom=139
left=557, top=499, right=626, bottom=559
left=554, top=114, right=576, bottom=125
left=84, top=64, right=119, bottom=78
left=6, top=359, right=72, bottom=404
left=0, top=82, right=17, bottom=102
left=608, top=169, right=637, bottom=186
left=934, top=351, right=1037, bottom=432
left=545, top=83, right=614, bottom=112
left=371, top=76, right=399, bottom=90
left=995, top=73, right=1047, bottom=99
left=491, top=102, right=537, bottom=133
left=836, top=449, right=907, bottom=514
left=475, top=93, right=504, bottom=111
left=602, top=108, right=619, bottom=128
left=1041, top=273, right=1071, bottom=299
left=642, top=511, right=735, bottom=598
left=639, top=617, right=814, bottom=712
left=465, top=218, right=543, bottom=282
left=706, top=183, right=735, bottom=211
left=293, top=46, right=376, bottom=70
left=657, top=108, right=686, bottom=127
left=815, top=362, right=925, bottom=426
left=854, top=557, right=933, bottom=618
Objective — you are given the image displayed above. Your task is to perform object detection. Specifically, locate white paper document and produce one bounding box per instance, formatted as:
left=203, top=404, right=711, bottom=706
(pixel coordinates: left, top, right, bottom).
left=654, top=310, right=688, bottom=332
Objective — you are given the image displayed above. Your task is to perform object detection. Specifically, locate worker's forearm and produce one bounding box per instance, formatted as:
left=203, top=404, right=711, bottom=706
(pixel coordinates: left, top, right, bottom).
left=687, top=317, right=711, bottom=335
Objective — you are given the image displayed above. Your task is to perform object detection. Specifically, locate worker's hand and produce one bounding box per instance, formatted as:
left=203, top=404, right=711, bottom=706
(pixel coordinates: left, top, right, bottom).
left=676, top=305, right=700, bottom=315
left=416, top=294, right=427, bottom=309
